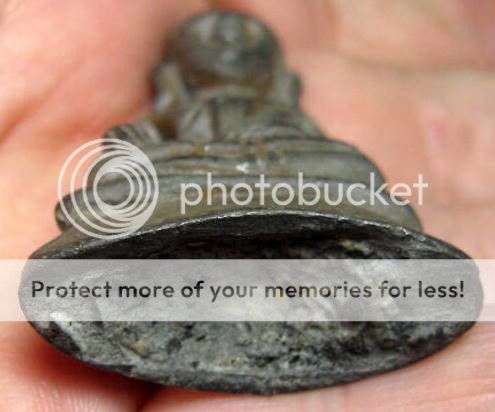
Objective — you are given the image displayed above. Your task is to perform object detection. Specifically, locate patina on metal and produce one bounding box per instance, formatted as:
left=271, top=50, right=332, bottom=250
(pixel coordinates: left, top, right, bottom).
left=21, top=10, right=482, bottom=394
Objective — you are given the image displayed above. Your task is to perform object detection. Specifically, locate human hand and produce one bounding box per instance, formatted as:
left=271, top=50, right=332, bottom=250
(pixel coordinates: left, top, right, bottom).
left=1, top=1, right=494, bottom=410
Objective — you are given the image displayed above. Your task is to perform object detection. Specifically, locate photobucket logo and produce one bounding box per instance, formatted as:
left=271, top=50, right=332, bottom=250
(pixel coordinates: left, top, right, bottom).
left=180, top=173, right=428, bottom=214
left=57, top=139, right=159, bottom=239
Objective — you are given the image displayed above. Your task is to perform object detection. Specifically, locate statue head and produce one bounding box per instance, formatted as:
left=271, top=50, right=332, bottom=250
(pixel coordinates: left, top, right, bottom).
left=167, top=10, right=279, bottom=91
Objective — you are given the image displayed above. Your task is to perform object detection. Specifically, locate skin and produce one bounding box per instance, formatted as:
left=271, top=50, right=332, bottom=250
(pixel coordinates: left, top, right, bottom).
left=0, top=0, right=494, bottom=410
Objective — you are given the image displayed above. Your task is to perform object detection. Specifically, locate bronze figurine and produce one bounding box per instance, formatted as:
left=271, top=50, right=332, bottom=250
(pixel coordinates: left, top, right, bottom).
left=21, top=10, right=482, bottom=394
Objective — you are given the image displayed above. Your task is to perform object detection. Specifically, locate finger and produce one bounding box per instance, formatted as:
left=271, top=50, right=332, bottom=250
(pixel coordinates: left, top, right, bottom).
left=330, top=0, right=495, bottom=67
left=0, top=322, right=154, bottom=411
left=289, top=50, right=495, bottom=191
left=0, top=0, right=206, bottom=143
left=0, top=0, right=207, bottom=258
left=139, top=324, right=495, bottom=412
left=215, top=0, right=495, bottom=67
left=283, top=49, right=495, bottom=256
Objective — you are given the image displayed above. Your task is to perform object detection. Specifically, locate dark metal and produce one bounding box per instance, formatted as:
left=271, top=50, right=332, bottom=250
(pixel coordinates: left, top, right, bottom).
left=21, top=10, right=481, bottom=394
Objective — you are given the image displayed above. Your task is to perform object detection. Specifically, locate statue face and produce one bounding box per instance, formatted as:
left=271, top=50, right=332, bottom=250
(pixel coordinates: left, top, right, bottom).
left=169, top=11, right=279, bottom=90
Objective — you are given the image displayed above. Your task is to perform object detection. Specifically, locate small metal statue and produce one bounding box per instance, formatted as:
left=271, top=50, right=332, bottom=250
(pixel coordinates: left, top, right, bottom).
left=21, top=10, right=482, bottom=394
